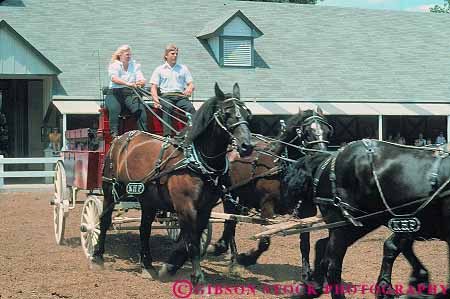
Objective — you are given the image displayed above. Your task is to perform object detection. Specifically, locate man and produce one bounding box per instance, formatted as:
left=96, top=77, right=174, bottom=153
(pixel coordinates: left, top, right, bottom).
left=436, top=132, right=447, bottom=145
left=48, top=128, right=61, bottom=153
left=150, top=44, right=195, bottom=136
left=414, top=133, right=426, bottom=147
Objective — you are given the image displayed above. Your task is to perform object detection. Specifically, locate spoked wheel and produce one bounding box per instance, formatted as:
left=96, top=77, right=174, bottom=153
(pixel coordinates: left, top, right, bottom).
left=80, top=195, right=102, bottom=259
left=165, top=212, right=181, bottom=242
left=52, top=161, right=69, bottom=245
left=165, top=213, right=212, bottom=257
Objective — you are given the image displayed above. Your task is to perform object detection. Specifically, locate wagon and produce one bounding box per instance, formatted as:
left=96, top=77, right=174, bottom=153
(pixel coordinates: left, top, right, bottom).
left=50, top=88, right=213, bottom=258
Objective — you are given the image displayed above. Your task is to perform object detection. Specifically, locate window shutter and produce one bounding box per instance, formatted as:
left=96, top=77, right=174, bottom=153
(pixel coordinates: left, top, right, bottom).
left=223, top=39, right=252, bottom=67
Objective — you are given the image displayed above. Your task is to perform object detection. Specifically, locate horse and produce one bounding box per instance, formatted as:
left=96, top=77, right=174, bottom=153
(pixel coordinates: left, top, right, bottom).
left=207, top=108, right=333, bottom=277
left=92, top=83, right=254, bottom=286
left=284, top=139, right=450, bottom=299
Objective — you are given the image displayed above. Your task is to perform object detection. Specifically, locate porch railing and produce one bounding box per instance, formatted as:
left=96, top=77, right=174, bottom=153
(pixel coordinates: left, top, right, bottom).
left=0, top=155, right=62, bottom=187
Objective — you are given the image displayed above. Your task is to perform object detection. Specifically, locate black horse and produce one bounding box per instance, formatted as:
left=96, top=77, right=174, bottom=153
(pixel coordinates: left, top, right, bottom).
left=208, top=108, right=332, bottom=277
left=284, top=139, right=450, bottom=299
left=93, top=83, right=253, bottom=285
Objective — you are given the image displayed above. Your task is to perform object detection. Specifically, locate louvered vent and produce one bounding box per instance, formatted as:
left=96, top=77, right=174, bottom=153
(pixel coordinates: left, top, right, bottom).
left=223, top=39, right=252, bottom=67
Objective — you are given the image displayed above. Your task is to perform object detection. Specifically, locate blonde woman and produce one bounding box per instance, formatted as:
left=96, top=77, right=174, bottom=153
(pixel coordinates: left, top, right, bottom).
left=106, top=45, right=147, bottom=137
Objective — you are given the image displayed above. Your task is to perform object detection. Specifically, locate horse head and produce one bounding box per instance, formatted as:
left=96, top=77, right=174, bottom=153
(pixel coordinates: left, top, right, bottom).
left=213, top=82, right=253, bottom=157
left=276, top=107, right=333, bottom=159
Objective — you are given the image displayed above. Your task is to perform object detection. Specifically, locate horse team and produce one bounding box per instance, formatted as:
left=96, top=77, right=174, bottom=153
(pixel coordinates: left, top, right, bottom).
left=94, top=83, right=449, bottom=299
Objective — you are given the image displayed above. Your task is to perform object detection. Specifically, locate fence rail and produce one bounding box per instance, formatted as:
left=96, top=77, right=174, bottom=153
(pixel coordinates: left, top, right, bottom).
left=0, top=155, right=62, bottom=187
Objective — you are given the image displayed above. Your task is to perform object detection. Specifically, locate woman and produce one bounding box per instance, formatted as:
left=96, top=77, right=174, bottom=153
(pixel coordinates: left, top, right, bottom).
left=106, top=45, right=147, bottom=137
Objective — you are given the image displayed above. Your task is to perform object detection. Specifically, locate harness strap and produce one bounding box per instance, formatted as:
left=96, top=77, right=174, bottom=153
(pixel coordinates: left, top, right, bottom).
left=225, top=165, right=282, bottom=193
left=429, top=149, right=448, bottom=191
left=363, top=139, right=450, bottom=217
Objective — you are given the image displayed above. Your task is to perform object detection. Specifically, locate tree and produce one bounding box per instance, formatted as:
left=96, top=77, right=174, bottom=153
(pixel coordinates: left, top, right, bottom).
left=430, top=0, right=450, bottom=13
left=240, top=0, right=322, bottom=4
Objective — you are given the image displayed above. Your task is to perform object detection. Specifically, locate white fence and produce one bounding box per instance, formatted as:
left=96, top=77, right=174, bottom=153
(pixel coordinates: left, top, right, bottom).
left=0, top=155, right=62, bottom=187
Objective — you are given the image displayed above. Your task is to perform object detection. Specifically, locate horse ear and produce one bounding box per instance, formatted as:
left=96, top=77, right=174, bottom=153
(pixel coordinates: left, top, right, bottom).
left=215, top=82, right=225, bottom=100
left=316, top=106, right=324, bottom=116
left=232, top=83, right=240, bottom=99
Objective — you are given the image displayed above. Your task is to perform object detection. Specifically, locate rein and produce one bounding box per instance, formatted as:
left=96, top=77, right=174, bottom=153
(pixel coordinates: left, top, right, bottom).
left=305, top=139, right=450, bottom=231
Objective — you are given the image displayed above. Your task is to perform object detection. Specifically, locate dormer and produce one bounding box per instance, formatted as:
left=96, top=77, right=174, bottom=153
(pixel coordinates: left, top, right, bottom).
left=197, top=10, right=263, bottom=67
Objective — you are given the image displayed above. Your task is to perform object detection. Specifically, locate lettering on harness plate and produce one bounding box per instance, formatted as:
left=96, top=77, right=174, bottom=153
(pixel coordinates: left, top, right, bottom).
left=387, top=217, right=421, bottom=233
left=126, top=183, right=145, bottom=195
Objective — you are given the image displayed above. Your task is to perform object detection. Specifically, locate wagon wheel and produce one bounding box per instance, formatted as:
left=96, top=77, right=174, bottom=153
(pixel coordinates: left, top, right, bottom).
left=80, top=195, right=102, bottom=259
left=53, top=161, right=69, bottom=245
left=165, top=212, right=181, bottom=242
left=165, top=213, right=212, bottom=257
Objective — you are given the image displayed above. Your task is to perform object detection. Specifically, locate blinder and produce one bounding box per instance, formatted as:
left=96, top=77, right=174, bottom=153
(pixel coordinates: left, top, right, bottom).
left=294, top=115, right=333, bottom=148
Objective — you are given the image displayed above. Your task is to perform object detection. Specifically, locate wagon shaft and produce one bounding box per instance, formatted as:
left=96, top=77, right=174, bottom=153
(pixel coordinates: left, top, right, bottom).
left=250, top=216, right=323, bottom=240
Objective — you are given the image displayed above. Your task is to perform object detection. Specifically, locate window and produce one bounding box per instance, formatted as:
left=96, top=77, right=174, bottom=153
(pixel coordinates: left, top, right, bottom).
left=197, top=10, right=263, bottom=68
left=223, top=38, right=253, bottom=67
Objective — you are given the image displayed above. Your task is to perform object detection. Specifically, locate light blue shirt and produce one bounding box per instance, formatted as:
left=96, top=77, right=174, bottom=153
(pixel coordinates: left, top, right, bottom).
left=150, top=62, right=193, bottom=93
left=108, top=60, right=145, bottom=89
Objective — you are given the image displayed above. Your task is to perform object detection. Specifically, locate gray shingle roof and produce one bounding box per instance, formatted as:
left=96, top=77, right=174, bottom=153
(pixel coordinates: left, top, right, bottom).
left=1, top=0, right=450, bottom=103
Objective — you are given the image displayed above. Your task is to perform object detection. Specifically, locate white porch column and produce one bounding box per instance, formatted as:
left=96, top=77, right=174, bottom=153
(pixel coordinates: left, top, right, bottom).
left=447, top=115, right=450, bottom=143
left=378, top=114, right=383, bottom=141
left=62, top=113, right=67, bottom=150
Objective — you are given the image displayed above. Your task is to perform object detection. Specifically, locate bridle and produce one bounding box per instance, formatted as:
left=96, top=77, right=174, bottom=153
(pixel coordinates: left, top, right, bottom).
left=294, top=115, right=333, bottom=148
left=213, top=97, right=251, bottom=140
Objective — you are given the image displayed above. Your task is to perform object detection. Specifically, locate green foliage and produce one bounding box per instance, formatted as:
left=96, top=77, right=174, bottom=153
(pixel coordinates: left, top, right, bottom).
left=430, top=0, right=450, bottom=13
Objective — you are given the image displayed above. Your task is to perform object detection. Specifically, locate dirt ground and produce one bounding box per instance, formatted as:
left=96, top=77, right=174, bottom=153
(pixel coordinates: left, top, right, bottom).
left=0, top=191, right=448, bottom=299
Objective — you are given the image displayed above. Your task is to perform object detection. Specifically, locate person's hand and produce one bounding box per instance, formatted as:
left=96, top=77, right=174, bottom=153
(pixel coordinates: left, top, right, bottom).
left=136, top=80, right=146, bottom=87
left=153, top=99, right=161, bottom=109
left=126, top=82, right=137, bottom=88
left=183, top=88, right=193, bottom=96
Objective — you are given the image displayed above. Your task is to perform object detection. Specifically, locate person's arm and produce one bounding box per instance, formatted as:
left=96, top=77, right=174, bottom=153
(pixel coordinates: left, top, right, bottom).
left=109, top=62, right=136, bottom=87
left=150, top=84, right=161, bottom=109
left=183, top=81, right=194, bottom=96
left=135, top=63, right=146, bottom=87
left=150, top=68, right=161, bottom=108
left=182, top=66, right=194, bottom=96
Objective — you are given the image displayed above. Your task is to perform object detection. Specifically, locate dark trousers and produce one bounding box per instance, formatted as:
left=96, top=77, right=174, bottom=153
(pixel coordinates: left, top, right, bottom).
left=160, top=94, right=196, bottom=136
left=105, top=88, right=147, bottom=135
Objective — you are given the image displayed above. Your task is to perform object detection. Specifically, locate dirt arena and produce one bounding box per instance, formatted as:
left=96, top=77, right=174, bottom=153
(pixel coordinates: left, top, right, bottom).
left=0, top=191, right=448, bottom=299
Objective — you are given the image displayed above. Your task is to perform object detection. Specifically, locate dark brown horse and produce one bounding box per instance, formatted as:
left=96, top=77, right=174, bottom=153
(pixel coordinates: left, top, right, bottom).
left=208, top=108, right=332, bottom=276
left=92, top=83, right=253, bottom=285
left=284, top=140, right=450, bottom=299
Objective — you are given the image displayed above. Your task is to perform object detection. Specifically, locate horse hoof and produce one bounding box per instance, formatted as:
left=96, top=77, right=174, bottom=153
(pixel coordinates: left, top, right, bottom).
left=141, top=267, right=157, bottom=280
left=158, top=263, right=176, bottom=281
left=206, top=243, right=228, bottom=256
left=191, top=272, right=206, bottom=287
left=291, top=283, right=321, bottom=299
left=236, top=253, right=257, bottom=267
left=228, top=263, right=246, bottom=277
left=89, top=256, right=104, bottom=271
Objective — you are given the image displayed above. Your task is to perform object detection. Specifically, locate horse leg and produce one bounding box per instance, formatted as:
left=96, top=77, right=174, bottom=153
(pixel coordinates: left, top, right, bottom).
left=91, top=192, right=113, bottom=269
left=159, top=209, right=209, bottom=286
left=139, top=205, right=157, bottom=279
left=375, top=233, right=412, bottom=299
left=300, top=232, right=313, bottom=282
left=322, top=226, right=375, bottom=299
left=236, top=192, right=275, bottom=267
left=236, top=236, right=271, bottom=266
left=402, top=238, right=430, bottom=292
left=207, top=197, right=237, bottom=256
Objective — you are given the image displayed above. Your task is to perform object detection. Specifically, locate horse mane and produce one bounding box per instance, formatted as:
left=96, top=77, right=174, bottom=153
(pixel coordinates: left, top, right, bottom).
left=282, top=152, right=329, bottom=217
left=185, top=93, right=230, bottom=144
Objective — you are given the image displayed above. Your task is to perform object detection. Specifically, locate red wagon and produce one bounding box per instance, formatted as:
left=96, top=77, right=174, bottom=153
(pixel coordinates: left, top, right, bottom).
left=50, top=90, right=212, bottom=258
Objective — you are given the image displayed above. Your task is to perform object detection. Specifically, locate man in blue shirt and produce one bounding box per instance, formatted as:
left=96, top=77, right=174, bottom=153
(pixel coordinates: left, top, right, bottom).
left=150, top=44, right=195, bottom=136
